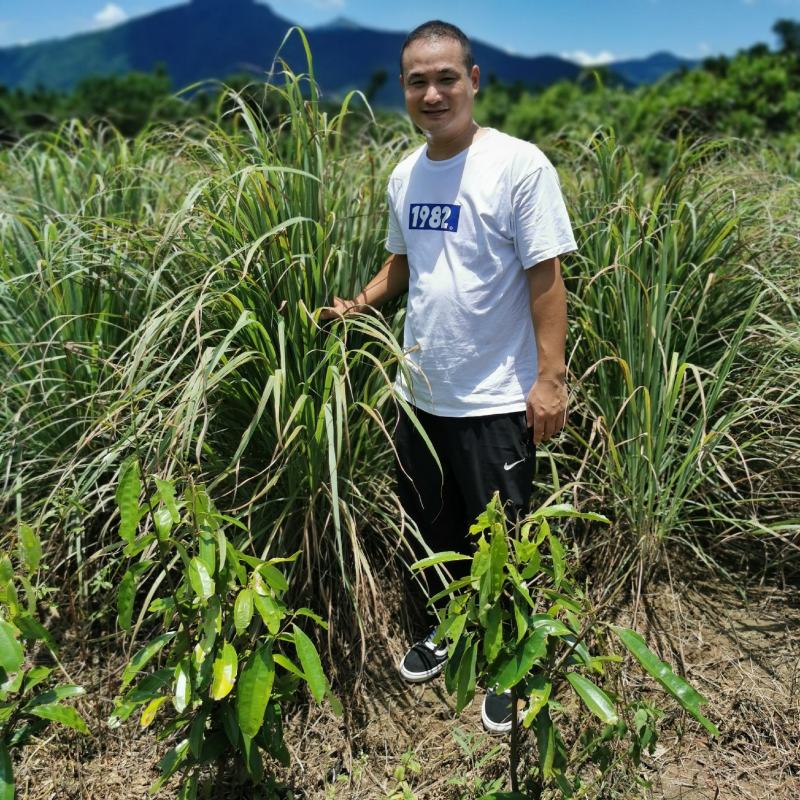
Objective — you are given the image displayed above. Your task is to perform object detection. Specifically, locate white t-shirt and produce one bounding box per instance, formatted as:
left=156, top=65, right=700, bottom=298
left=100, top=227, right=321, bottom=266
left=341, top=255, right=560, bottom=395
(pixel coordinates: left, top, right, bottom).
left=385, top=127, right=578, bottom=417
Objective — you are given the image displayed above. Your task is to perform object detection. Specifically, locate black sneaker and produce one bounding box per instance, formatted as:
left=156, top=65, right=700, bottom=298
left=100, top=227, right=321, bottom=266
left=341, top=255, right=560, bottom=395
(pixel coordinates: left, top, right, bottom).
left=399, top=626, right=448, bottom=683
left=481, top=687, right=523, bottom=735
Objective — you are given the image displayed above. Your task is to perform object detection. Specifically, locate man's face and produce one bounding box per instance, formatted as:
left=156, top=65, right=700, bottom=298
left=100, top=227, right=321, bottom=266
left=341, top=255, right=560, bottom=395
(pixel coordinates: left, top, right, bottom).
left=400, top=37, right=480, bottom=140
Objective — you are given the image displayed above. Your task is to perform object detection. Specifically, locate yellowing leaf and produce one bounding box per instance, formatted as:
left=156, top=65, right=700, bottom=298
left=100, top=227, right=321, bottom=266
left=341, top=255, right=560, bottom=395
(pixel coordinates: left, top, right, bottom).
left=210, top=643, right=238, bottom=700
left=140, top=696, right=169, bottom=728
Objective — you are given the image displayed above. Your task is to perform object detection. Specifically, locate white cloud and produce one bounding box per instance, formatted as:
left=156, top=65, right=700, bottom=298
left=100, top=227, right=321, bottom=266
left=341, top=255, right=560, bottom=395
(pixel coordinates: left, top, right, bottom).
left=93, top=3, right=128, bottom=29
left=698, top=41, right=711, bottom=54
left=560, top=50, right=617, bottom=66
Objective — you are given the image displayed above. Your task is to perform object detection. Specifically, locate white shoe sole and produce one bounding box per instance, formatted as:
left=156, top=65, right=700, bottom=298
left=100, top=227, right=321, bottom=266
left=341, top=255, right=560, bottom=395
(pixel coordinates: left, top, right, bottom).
left=481, top=698, right=524, bottom=735
left=398, top=658, right=447, bottom=683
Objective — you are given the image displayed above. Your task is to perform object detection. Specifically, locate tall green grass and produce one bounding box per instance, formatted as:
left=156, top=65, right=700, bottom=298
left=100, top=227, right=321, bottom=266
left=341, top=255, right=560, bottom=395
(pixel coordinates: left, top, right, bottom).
left=1, top=39, right=797, bottom=654
left=552, top=131, right=800, bottom=587
left=1, top=41, right=424, bottom=652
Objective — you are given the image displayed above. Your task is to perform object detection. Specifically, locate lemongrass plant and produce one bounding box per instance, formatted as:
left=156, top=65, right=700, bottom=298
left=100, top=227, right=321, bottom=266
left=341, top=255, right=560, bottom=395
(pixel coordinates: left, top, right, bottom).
left=2, top=33, right=428, bottom=654
left=552, top=130, right=800, bottom=587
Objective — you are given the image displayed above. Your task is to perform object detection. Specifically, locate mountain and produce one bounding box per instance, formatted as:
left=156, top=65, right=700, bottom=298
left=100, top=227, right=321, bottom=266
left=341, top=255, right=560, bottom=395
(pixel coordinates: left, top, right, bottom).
left=0, top=0, right=692, bottom=106
left=608, top=51, right=696, bottom=85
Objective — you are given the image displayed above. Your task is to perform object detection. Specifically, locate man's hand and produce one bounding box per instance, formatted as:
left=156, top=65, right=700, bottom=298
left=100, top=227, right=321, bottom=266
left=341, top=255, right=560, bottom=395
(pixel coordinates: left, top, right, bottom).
left=525, top=376, right=568, bottom=445
left=318, top=296, right=364, bottom=321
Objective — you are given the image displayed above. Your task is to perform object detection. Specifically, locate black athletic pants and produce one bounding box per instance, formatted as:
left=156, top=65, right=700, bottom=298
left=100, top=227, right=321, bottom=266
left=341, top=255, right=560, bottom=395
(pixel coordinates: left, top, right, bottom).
left=394, top=404, right=536, bottom=582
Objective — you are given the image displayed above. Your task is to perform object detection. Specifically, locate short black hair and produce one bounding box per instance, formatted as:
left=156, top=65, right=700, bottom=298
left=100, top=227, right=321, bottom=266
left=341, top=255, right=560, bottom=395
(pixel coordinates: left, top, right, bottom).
left=400, top=20, right=474, bottom=77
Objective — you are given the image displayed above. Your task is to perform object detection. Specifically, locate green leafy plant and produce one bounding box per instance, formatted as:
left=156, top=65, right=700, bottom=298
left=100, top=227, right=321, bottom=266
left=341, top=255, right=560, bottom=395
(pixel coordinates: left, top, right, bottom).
left=0, top=524, right=88, bottom=799
left=109, top=459, right=340, bottom=797
left=413, top=493, right=719, bottom=798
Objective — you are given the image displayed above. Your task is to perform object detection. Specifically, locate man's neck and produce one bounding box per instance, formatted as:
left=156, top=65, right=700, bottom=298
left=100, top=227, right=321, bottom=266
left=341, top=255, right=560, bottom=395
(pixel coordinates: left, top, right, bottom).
left=425, top=121, right=485, bottom=161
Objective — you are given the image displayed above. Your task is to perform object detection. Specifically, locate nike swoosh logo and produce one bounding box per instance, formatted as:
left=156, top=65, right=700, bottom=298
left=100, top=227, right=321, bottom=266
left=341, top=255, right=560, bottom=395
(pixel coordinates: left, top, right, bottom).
left=503, top=458, right=526, bottom=471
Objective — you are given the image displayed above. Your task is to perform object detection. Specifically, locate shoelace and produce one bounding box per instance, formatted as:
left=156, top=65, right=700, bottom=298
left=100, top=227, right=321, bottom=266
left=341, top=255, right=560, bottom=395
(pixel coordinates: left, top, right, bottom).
left=422, top=629, right=447, bottom=656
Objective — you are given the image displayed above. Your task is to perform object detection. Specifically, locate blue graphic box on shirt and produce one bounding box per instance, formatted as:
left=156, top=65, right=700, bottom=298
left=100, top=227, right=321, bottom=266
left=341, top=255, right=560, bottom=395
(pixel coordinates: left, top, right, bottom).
left=408, top=203, right=461, bottom=232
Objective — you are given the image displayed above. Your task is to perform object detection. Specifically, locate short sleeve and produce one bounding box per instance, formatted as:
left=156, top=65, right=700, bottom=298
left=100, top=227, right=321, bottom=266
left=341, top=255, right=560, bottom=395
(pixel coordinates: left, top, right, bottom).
left=511, top=163, right=577, bottom=269
left=385, top=186, right=407, bottom=255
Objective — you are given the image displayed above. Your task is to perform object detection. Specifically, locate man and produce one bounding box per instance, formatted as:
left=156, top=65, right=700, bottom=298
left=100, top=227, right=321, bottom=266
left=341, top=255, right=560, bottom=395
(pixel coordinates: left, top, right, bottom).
left=321, top=20, right=576, bottom=734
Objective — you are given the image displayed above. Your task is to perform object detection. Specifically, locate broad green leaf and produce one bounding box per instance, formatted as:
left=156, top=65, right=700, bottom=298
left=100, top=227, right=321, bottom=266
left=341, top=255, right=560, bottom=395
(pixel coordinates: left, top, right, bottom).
left=215, top=528, right=227, bottom=572
left=534, top=705, right=556, bottom=778
left=410, top=551, right=472, bottom=571
left=506, top=563, right=534, bottom=608
left=489, top=529, right=508, bottom=597
left=29, top=702, right=89, bottom=734
left=613, top=626, right=719, bottom=735
left=23, top=666, right=52, bottom=694
left=513, top=595, right=529, bottom=643
left=117, top=569, right=136, bottom=631
left=529, top=614, right=573, bottom=638
left=273, top=653, right=306, bottom=680
left=152, top=507, right=174, bottom=539
left=236, top=644, right=275, bottom=738
left=210, top=643, right=238, bottom=700
left=198, top=527, right=216, bottom=580
left=123, top=670, right=172, bottom=706
left=120, top=633, right=176, bottom=690
left=293, top=607, right=328, bottom=630
left=435, top=613, right=464, bottom=646
left=0, top=621, right=23, bottom=674
left=258, top=564, right=288, bottom=593
left=234, top=589, right=254, bottom=635
left=566, top=673, right=618, bottom=724
left=471, top=542, right=491, bottom=578
left=522, top=674, right=552, bottom=728
left=250, top=571, right=268, bottom=596
left=189, top=709, right=209, bottom=757
left=445, top=635, right=467, bottom=696
left=293, top=625, right=326, bottom=703
left=0, top=743, right=13, bottom=800
left=494, top=628, right=548, bottom=692
left=253, top=593, right=281, bottom=634
left=17, top=524, right=41, bottom=573
left=201, top=596, right=222, bottom=642
left=455, top=641, right=478, bottom=713
left=140, top=695, right=169, bottom=727
left=0, top=557, right=12, bottom=585
left=154, top=477, right=181, bottom=524
left=115, top=459, right=141, bottom=545
left=173, top=659, right=191, bottom=713
left=187, top=558, right=215, bottom=600
left=482, top=604, right=503, bottom=664
left=562, top=634, right=592, bottom=667
left=24, top=685, right=85, bottom=709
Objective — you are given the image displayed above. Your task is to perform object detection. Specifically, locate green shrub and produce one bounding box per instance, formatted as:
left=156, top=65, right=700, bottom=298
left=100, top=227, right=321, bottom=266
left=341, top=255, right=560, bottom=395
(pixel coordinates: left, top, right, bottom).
left=413, top=494, right=718, bottom=797
left=0, top=525, right=88, bottom=798
left=109, top=461, right=338, bottom=796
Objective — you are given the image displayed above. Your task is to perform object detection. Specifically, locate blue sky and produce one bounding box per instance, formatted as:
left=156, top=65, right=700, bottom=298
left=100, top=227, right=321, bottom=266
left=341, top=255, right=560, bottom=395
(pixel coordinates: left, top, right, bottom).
left=1, top=0, right=798, bottom=62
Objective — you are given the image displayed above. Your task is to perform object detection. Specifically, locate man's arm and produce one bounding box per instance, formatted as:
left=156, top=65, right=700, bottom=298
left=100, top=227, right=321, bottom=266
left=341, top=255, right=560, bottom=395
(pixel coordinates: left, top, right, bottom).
left=320, top=253, right=409, bottom=319
left=525, top=256, right=568, bottom=445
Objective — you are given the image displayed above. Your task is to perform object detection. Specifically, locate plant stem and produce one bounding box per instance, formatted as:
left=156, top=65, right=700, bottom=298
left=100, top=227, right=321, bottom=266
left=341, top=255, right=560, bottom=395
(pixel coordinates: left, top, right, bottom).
left=510, top=684, right=520, bottom=793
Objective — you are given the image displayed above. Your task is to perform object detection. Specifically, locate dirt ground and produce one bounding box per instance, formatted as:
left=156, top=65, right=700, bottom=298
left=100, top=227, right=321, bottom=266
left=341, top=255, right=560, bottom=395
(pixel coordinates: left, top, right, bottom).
left=14, top=565, right=800, bottom=800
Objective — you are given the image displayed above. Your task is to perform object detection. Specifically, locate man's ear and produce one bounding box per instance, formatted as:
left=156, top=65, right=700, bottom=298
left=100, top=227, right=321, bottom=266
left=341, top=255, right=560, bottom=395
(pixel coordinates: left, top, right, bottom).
left=471, top=64, right=480, bottom=93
